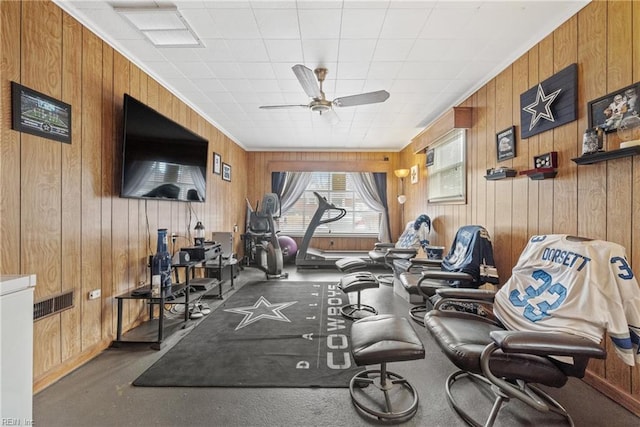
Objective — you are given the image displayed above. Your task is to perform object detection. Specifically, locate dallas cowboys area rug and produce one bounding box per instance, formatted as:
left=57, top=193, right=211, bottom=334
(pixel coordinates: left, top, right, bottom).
left=133, top=281, right=361, bottom=387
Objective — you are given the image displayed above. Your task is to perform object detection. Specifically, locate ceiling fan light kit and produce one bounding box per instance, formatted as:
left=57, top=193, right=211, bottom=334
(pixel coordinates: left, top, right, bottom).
left=260, top=64, right=390, bottom=118
left=310, top=99, right=332, bottom=114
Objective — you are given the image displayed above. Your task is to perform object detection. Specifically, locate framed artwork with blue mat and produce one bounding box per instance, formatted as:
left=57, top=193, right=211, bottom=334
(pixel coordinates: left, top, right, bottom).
left=133, top=281, right=359, bottom=388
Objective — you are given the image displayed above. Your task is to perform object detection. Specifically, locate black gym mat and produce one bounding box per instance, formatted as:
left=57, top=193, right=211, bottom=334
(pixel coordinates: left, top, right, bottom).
left=133, top=280, right=360, bottom=387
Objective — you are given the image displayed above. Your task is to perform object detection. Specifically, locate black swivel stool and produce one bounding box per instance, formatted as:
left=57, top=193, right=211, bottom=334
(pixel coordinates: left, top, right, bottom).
left=335, top=256, right=368, bottom=272
left=349, top=314, right=425, bottom=421
left=338, top=272, right=379, bottom=320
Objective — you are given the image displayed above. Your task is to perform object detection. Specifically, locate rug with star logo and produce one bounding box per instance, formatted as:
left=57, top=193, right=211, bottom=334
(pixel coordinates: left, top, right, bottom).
left=133, top=280, right=361, bottom=387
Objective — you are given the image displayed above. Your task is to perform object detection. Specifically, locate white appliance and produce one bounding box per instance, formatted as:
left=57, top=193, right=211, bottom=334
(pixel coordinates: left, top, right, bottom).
left=211, top=232, right=234, bottom=257
left=1, top=274, right=36, bottom=423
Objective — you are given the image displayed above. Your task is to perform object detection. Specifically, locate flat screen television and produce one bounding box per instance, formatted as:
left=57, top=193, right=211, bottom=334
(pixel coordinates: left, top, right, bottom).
left=120, top=94, right=208, bottom=202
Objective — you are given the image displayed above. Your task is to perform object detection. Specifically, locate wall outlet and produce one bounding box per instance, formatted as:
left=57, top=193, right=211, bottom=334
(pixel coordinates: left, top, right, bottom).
left=88, top=289, right=101, bottom=300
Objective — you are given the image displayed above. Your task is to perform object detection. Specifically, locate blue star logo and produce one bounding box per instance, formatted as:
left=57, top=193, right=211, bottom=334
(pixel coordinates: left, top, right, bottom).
left=224, top=296, right=297, bottom=330
left=523, top=83, right=562, bottom=131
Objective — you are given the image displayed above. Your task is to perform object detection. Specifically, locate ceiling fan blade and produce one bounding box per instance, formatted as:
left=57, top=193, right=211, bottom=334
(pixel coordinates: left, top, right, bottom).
left=292, top=64, right=322, bottom=99
left=259, top=104, right=308, bottom=110
left=333, top=90, right=390, bottom=108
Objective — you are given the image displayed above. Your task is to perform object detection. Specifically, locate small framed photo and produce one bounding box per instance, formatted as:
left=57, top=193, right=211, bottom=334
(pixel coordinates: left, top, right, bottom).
left=11, top=81, right=72, bottom=144
left=425, top=148, right=435, bottom=167
left=410, top=164, right=419, bottom=184
left=496, top=126, right=516, bottom=162
left=588, top=82, right=639, bottom=133
left=213, top=152, right=221, bottom=175
left=222, top=163, right=231, bottom=182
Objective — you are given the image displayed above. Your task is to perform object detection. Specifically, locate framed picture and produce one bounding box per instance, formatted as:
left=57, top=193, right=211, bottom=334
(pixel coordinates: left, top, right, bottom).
left=11, top=81, right=72, bottom=144
left=410, top=164, right=419, bottom=184
left=213, top=152, right=221, bottom=175
left=222, top=163, right=231, bottom=182
left=425, top=148, right=434, bottom=166
left=496, top=126, right=516, bottom=162
left=588, top=81, right=639, bottom=133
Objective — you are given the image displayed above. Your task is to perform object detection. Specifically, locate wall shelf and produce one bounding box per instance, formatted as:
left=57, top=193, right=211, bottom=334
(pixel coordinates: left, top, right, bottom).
left=519, top=168, right=557, bottom=180
left=571, top=145, right=640, bottom=165
left=484, top=169, right=517, bottom=180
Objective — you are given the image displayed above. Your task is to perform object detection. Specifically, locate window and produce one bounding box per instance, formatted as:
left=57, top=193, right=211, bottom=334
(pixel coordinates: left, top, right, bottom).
left=278, top=172, right=380, bottom=236
left=427, top=128, right=466, bottom=204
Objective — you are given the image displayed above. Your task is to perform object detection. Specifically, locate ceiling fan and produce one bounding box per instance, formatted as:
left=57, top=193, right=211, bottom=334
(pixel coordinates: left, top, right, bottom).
left=259, top=64, right=390, bottom=119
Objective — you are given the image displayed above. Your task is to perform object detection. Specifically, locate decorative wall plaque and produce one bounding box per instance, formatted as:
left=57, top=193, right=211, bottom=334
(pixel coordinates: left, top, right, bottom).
left=520, top=63, right=577, bottom=139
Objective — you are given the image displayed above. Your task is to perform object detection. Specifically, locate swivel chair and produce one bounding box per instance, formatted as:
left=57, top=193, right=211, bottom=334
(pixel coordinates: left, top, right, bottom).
left=399, top=225, right=499, bottom=324
left=424, top=234, right=640, bottom=426
left=336, top=214, right=432, bottom=285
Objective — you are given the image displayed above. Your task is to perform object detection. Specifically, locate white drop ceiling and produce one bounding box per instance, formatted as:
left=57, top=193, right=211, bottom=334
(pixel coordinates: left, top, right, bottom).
left=55, top=0, right=590, bottom=151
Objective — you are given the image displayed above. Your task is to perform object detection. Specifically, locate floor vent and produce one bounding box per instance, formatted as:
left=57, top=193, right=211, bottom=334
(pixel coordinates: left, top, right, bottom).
left=34, top=291, right=74, bottom=320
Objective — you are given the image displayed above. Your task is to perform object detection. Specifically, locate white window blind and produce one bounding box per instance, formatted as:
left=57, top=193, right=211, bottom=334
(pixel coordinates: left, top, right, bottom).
left=427, top=128, right=466, bottom=204
left=278, top=172, right=380, bottom=236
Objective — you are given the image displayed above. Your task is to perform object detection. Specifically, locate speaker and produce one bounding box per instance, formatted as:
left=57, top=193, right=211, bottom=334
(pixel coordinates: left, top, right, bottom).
left=173, top=251, right=190, bottom=264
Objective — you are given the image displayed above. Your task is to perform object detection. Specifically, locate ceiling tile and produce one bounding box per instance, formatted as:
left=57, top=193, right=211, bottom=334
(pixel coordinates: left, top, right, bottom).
left=220, top=79, right=254, bottom=93
left=180, top=9, right=223, bottom=39
left=264, top=39, right=303, bottom=63
left=196, top=39, right=235, bottom=62
left=250, top=1, right=297, bottom=9
left=335, top=62, right=370, bottom=80
left=210, top=8, right=260, bottom=39
left=191, top=78, right=226, bottom=92
left=254, top=8, right=300, bottom=39
left=227, top=39, right=270, bottom=62
left=298, top=9, right=342, bottom=39
left=176, top=61, right=214, bottom=79
left=207, top=62, right=243, bottom=79
left=379, top=8, right=431, bottom=39
left=372, top=39, right=414, bottom=62
left=367, top=61, right=402, bottom=81
left=338, top=39, right=377, bottom=63
left=419, top=7, right=476, bottom=39
left=301, top=39, right=340, bottom=66
left=297, top=1, right=343, bottom=10
left=239, top=62, right=277, bottom=79
left=341, top=8, right=386, bottom=39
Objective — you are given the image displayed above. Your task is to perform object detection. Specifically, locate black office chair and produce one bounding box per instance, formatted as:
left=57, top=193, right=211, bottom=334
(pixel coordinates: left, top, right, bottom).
left=423, top=233, right=640, bottom=426
left=399, top=225, right=499, bottom=324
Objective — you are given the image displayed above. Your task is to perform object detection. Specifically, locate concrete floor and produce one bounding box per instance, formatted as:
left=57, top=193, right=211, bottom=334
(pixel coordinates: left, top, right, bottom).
left=34, top=265, right=639, bottom=426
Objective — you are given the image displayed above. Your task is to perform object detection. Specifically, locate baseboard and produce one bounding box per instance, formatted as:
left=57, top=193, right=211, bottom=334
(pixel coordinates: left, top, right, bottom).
left=33, top=337, right=112, bottom=394
left=583, top=370, right=640, bottom=417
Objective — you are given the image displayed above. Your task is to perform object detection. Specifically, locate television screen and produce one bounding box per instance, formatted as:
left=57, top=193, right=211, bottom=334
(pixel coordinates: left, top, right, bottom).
left=120, top=94, right=208, bottom=202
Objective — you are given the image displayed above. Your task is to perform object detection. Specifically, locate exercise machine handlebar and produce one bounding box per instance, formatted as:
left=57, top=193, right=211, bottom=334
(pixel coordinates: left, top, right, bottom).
left=313, top=191, right=347, bottom=225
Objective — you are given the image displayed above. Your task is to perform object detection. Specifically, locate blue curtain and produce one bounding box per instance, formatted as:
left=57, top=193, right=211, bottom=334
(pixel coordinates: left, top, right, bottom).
left=272, top=172, right=286, bottom=195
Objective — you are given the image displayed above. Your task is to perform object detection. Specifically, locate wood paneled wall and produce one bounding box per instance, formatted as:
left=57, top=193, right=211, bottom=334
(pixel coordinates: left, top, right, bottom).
left=401, top=0, right=640, bottom=414
left=1, top=1, right=248, bottom=392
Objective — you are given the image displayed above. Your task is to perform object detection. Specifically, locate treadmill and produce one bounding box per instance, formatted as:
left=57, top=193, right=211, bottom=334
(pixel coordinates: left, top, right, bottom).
left=295, top=192, right=372, bottom=268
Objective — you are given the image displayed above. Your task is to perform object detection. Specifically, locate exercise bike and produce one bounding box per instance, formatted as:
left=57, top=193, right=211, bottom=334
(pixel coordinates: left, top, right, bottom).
left=244, top=193, right=288, bottom=279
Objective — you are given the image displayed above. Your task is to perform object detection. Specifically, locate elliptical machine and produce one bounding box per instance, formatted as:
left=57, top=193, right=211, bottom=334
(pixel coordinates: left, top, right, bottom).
left=244, top=193, right=288, bottom=279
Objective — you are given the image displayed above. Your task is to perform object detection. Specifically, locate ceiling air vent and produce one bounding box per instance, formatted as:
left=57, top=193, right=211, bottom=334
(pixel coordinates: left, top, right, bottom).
left=34, top=291, right=74, bottom=321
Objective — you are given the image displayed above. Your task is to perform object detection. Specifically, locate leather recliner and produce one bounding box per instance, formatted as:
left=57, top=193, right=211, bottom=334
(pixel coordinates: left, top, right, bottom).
left=423, top=233, right=640, bottom=426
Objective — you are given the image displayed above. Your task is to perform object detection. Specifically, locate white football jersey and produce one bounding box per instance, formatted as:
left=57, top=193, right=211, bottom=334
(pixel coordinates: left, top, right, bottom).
left=494, top=234, right=640, bottom=366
